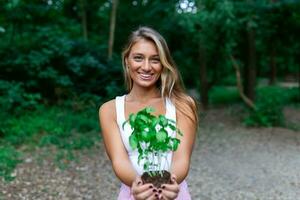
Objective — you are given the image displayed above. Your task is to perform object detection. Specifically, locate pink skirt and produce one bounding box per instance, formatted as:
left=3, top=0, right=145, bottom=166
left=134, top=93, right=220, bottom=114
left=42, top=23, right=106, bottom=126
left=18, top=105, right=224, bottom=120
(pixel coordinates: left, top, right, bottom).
left=117, top=180, right=191, bottom=200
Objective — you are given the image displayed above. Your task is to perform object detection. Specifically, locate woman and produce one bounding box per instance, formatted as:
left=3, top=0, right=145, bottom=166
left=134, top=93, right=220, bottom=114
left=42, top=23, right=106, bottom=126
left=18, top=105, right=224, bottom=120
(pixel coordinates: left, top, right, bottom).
left=99, top=27, right=198, bottom=200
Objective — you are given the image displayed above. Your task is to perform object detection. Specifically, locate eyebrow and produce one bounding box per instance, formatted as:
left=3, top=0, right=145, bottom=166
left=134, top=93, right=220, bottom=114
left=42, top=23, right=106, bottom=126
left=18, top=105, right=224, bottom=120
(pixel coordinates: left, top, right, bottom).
left=131, top=53, right=160, bottom=57
left=151, top=55, right=160, bottom=58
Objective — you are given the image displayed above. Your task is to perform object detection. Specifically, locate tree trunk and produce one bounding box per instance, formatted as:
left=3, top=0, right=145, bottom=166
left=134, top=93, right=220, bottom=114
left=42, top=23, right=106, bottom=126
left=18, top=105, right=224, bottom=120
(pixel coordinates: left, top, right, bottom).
left=230, top=55, right=256, bottom=110
left=80, top=0, right=88, bottom=41
left=198, top=41, right=208, bottom=110
left=108, top=0, right=118, bottom=60
left=269, top=47, right=277, bottom=85
left=244, top=24, right=256, bottom=101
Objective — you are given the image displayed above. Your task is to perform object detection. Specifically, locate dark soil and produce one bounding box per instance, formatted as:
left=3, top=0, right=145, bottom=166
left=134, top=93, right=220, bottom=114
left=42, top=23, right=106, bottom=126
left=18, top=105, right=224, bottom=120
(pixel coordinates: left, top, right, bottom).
left=141, top=170, right=171, bottom=188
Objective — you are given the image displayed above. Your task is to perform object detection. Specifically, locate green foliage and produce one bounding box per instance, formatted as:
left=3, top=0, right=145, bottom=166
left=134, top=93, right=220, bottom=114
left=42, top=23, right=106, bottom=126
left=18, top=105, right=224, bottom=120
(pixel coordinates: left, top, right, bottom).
left=244, top=86, right=297, bottom=127
left=209, top=86, right=240, bottom=105
left=0, top=146, right=22, bottom=181
left=0, top=105, right=100, bottom=181
left=1, top=105, right=100, bottom=147
left=176, top=0, right=239, bottom=86
left=219, top=75, right=237, bottom=86
left=0, top=80, right=41, bottom=114
left=54, top=149, right=77, bottom=170
left=123, top=107, right=182, bottom=175
left=175, top=0, right=300, bottom=90
left=285, top=87, right=300, bottom=104
left=0, top=26, right=123, bottom=105
left=1, top=0, right=299, bottom=108
left=0, top=0, right=299, bottom=181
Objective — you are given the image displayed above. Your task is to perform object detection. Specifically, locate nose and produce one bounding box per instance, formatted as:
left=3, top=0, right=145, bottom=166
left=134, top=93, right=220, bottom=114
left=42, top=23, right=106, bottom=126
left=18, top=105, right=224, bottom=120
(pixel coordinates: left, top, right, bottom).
left=141, top=59, right=151, bottom=72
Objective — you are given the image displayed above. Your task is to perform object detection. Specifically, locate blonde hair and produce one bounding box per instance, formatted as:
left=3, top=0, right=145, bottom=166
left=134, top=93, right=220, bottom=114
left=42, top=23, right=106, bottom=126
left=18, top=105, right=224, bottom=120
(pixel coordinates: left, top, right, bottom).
left=122, top=27, right=198, bottom=126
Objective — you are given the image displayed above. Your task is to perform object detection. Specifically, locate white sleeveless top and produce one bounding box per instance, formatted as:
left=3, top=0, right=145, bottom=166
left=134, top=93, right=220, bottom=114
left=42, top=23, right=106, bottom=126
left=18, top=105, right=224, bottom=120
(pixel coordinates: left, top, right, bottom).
left=115, top=95, right=177, bottom=175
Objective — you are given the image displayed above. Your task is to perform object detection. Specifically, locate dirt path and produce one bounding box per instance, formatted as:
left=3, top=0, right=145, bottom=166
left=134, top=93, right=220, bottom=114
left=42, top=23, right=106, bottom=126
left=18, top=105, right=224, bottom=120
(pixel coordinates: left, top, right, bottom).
left=190, top=125, right=300, bottom=199
left=1, top=108, right=300, bottom=200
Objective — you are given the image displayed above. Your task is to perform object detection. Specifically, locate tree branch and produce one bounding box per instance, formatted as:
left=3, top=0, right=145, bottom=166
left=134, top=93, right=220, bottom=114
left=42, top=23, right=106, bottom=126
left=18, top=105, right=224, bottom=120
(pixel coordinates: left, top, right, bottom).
left=230, top=55, right=257, bottom=110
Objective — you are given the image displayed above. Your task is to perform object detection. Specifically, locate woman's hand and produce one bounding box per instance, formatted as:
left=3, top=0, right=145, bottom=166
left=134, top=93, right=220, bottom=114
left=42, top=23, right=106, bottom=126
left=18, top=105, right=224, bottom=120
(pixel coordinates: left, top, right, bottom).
left=132, top=176, right=159, bottom=200
left=158, top=174, right=180, bottom=200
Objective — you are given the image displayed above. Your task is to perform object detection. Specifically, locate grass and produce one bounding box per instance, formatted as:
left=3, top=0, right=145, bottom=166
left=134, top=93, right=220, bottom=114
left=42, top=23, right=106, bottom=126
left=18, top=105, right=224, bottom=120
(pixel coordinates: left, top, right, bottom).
left=0, top=146, right=22, bottom=181
left=209, top=85, right=299, bottom=127
left=209, top=85, right=299, bottom=106
left=0, top=105, right=101, bottom=181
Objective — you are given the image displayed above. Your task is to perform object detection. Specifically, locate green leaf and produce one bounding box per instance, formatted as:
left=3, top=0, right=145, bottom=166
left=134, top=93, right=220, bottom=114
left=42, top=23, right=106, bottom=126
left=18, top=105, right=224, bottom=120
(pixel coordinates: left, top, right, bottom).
left=144, top=161, right=150, bottom=171
left=129, top=114, right=136, bottom=127
left=129, top=134, right=138, bottom=150
left=168, top=119, right=176, bottom=124
left=139, top=114, right=149, bottom=123
left=151, top=117, right=159, bottom=127
left=172, top=138, right=180, bottom=151
left=159, top=115, right=168, bottom=127
left=122, top=119, right=129, bottom=130
left=168, top=123, right=176, bottom=131
left=156, top=129, right=167, bottom=142
left=141, top=130, right=151, bottom=142
left=124, top=106, right=184, bottom=172
left=145, top=107, right=155, bottom=113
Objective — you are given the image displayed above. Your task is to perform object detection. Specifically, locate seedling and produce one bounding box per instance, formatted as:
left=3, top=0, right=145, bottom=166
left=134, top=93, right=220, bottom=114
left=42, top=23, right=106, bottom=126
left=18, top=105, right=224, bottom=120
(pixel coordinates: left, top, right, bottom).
left=123, top=107, right=182, bottom=187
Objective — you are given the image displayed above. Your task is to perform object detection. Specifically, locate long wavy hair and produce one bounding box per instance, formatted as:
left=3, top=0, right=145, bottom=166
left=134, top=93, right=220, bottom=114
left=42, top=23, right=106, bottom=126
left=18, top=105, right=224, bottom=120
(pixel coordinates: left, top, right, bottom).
left=122, top=27, right=198, bottom=126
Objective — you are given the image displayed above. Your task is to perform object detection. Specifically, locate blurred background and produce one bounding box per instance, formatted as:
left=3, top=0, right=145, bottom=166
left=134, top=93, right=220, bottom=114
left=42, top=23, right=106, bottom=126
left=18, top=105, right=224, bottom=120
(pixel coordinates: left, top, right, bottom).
left=0, top=0, right=299, bottom=198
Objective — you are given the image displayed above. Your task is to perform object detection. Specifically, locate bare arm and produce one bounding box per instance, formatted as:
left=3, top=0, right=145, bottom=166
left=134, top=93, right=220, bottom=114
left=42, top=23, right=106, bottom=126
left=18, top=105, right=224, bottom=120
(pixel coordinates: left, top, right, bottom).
left=159, top=99, right=197, bottom=199
left=99, top=100, right=138, bottom=186
left=170, top=99, right=197, bottom=184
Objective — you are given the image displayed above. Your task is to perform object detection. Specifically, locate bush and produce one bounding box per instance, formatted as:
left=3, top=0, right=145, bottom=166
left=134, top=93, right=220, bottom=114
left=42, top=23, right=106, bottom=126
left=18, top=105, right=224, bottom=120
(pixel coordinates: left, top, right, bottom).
left=0, top=104, right=101, bottom=180
left=0, top=146, right=22, bottom=181
left=1, top=105, right=100, bottom=147
left=244, top=86, right=294, bottom=127
left=209, top=86, right=240, bottom=105
left=286, top=87, right=300, bottom=104
left=38, top=107, right=100, bottom=150
left=0, top=29, right=124, bottom=105
left=0, top=80, right=41, bottom=114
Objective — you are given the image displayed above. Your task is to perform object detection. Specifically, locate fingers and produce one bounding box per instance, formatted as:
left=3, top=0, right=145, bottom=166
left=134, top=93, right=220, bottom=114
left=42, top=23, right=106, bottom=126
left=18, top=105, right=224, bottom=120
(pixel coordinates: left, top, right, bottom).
left=132, top=184, right=155, bottom=198
left=159, top=189, right=178, bottom=200
left=132, top=175, right=181, bottom=200
left=158, top=175, right=180, bottom=200
left=146, top=192, right=159, bottom=200
left=134, top=187, right=156, bottom=200
left=132, top=176, right=143, bottom=188
left=162, top=178, right=179, bottom=193
left=132, top=177, right=159, bottom=200
left=170, top=174, right=177, bottom=182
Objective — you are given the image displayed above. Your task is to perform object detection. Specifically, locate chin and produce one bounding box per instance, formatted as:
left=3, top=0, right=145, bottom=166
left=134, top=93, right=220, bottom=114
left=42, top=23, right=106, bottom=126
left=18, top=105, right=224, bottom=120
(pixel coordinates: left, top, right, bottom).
left=133, top=79, right=159, bottom=89
left=137, top=81, right=157, bottom=88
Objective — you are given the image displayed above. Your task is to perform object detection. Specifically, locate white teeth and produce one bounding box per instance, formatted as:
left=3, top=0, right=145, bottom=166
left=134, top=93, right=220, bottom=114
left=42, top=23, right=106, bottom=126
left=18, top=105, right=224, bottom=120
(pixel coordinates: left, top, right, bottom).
left=140, top=74, right=152, bottom=78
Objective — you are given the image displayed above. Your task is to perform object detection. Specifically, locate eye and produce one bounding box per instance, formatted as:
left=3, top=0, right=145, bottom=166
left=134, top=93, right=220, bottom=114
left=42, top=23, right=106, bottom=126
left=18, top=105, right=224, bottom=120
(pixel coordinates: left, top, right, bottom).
left=133, top=56, right=143, bottom=62
left=151, top=58, right=161, bottom=64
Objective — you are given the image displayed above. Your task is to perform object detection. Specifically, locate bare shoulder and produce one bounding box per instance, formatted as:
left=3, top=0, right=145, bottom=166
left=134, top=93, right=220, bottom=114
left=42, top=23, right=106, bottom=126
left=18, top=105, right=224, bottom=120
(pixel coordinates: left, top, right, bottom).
left=99, top=99, right=116, bottom=120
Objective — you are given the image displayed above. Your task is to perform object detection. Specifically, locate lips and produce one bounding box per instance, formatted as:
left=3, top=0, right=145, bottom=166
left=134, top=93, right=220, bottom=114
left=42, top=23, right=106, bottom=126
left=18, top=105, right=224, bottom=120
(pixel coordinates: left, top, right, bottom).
left=139, top=73, right=154, bottom=80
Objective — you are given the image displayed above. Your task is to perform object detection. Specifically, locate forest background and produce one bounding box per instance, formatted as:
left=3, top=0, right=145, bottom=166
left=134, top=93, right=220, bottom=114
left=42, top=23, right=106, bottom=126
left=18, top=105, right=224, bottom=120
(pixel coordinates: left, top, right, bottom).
left=0, top=0, right=299, bottom=182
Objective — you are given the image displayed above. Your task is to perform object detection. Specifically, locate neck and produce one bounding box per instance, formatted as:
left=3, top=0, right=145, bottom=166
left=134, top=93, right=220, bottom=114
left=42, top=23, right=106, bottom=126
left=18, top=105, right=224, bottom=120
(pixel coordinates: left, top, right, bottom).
left=127, top=86, right=161, bottom=103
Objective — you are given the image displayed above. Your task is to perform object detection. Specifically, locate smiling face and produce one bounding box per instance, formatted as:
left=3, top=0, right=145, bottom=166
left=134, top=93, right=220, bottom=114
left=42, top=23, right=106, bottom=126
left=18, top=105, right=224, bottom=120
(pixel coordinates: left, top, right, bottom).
left=125, top=39, right=162, bottom=90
